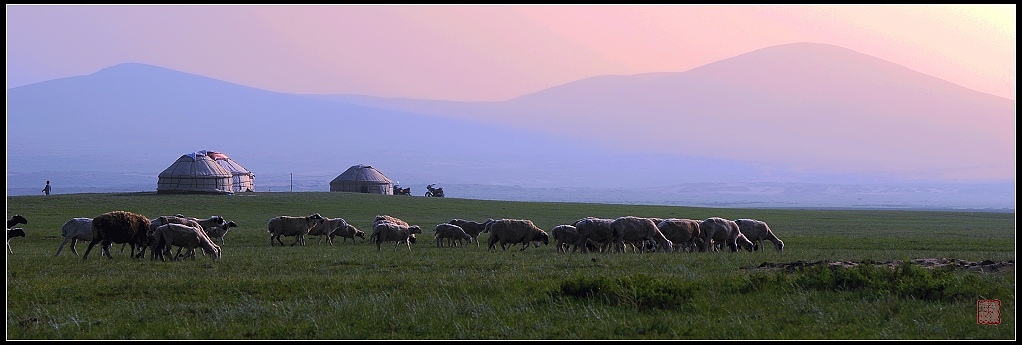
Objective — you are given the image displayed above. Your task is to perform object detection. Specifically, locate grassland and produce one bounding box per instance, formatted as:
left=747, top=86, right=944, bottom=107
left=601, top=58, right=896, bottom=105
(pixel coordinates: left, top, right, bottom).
left=5, top=192, right=1016, bottom=340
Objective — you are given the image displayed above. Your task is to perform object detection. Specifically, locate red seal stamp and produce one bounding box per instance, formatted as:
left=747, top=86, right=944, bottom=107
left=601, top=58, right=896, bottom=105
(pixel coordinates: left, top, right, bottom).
left=977, top=299, right=1000, bottom=325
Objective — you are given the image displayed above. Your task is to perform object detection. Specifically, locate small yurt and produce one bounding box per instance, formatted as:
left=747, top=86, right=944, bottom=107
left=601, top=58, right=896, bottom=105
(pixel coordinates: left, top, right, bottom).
left=330, top=164, right=394, bottom=195
left=202, top=150, right=255, bottom=192
left=157, top=152, right=233, bottom=194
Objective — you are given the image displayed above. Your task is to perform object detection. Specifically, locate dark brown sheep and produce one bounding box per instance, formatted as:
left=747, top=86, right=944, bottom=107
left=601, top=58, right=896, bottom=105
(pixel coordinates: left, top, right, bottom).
left=486, top=219, right=549, bottom=252
left=82, top=211, right=151, bottom=260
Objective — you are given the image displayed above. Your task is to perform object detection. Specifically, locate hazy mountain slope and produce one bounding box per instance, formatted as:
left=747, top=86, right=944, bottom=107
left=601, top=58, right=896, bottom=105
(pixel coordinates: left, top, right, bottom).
left=6, top=63, right=779, bottom=191
left=6, top=43, right=1015, bottom=209
left=307, top=42, right=1015, bottom=181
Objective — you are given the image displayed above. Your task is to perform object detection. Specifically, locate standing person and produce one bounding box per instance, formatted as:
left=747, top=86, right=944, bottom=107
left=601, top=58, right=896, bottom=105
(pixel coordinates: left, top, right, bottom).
left=42, top=180, right=51, bottom=195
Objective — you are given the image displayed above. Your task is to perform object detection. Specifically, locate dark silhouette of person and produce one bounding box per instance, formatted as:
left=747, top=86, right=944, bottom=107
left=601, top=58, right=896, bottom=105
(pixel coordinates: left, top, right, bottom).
left=42, top=180, right=51, bottom=195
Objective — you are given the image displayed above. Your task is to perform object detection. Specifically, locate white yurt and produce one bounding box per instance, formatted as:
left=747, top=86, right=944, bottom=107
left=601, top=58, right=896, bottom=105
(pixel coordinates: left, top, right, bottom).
left=202, top=150, right=255, bottom=192
left=157, top=152, right=233, bottom=194
left=329, top=164, right=394, bottom=195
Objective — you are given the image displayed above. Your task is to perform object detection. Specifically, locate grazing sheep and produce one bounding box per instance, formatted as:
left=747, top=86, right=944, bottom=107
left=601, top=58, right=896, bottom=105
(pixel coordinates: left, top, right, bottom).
left=657, top=218, right=703, bottom=252
left=699, top=217, right=753, bottom=253
left=371, top=221, right=422, bottom=251
left=486, top=219, right=549, bottom=252
left=331, top=223, right=365, bottom=244
left=7, top=228, right=26, bottom=253
left=734, top=218, right=784, bottom=252
left=572, top=217, right=617, bottom=253
left=307, top=217, right=350, bottom=245
left=267, top=213, right=327, bottom=246
left=551, top=224, right=580, bottom=253
left=448, top=218, right=492, bottom=247
left=434, top=223, right=472, bottom=248
left=374, top=215, right=409, bottom=227
left=611, top=216, right=673, bottom=253
left=8, top=214, right=28, bottom=229
left=82, top=211, right=151, bottom=260
left=151, top=223, right=221, bottom=261
left=205, top=220, right=238, bottom=245
left=141, top=215, right=208, bottom=259
left=55, top=217, right=94, bottom=257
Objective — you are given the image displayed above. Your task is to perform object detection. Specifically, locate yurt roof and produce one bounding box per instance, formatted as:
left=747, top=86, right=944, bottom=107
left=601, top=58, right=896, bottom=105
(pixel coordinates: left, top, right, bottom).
left=159, top=152, right=232, bottom=178
left=330, top=164, right=392, bottom=184
left=201, top=150, right=253, bottom=174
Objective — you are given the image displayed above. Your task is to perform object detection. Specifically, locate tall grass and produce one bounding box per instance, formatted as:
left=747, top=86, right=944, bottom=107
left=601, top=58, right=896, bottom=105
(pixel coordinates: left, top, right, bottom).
left=6, top=192, right=1015, bottom=339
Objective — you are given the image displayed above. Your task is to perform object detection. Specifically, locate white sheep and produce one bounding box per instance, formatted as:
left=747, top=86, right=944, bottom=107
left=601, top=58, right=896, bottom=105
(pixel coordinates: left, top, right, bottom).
left=307, top=217, right=349, bottom=245
left=448, top=218, right=492, bottom=247
left=611, top=216, right=673, bottom=253
left=267, top=213, right=326, bottom=246
left=699, top=217, right=753, bottom=252
left=551, top=224, right=581, bottom=253
left=55, top=217, right=93, bottom=257
left=572, top=217, right=617, bottom=253
left=657, top=218, right=703, bottom=252
left=205, top=220, right=237, bottom=245
left=331, top=223, right=365, bottom=244
left=734, top=218, right=784, bottom=252
left=371, top=221, right=422, bottom=251
left=151, top=223, right=221, bottom=261
left=486, top=219, right=549, bottom=252
left=434, top=223, right=471, bottom=248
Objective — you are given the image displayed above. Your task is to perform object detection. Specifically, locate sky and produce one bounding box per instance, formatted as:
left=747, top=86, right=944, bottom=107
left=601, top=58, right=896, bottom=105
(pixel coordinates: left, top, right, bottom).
left=5, top=4, right=1016, bottom=102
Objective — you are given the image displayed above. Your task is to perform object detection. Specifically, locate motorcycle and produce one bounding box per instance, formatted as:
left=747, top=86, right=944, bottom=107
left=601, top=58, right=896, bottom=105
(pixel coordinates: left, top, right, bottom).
left=424, top=184, right=445, bottom=198
left=393, top=185, right=411, bottom=196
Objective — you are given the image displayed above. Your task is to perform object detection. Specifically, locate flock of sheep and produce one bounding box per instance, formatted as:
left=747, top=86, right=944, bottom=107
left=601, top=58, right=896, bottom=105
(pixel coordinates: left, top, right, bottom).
left=7, top=211, right=784, bottom=260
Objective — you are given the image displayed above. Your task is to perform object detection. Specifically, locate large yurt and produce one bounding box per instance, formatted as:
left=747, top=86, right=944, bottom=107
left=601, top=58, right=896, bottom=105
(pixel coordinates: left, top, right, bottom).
left=329, top=164, right=394, bottom=195
left=202, top=150, right=255, bottom=192
left=157, top=152, right=233, bottom=194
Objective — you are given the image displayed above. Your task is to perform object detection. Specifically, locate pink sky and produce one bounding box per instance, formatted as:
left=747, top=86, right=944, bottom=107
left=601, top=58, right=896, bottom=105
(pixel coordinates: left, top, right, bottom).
left=5, top=4, right=1016, bottom=101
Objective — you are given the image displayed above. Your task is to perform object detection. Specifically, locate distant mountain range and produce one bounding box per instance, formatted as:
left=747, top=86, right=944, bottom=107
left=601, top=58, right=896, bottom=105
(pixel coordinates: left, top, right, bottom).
left=6, top=42, right=1015, bottom=210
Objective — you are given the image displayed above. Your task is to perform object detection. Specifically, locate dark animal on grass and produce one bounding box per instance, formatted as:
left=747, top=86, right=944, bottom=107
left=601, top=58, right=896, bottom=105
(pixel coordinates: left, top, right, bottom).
left=486, top=219, right=549, bottom=252
left=82, top=211, right=151, bottom=260
left=55, top=217, right=93, bottom=256
left=7, top=228, right=26, bottom=253
left=8, top=214, right=28, bottom=229
left=267, top=213, right=326, bottom=246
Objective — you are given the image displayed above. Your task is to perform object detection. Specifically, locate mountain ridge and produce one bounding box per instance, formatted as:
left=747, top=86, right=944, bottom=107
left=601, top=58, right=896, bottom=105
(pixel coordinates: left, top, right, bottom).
left=5, top=42, right=1014, bottom=209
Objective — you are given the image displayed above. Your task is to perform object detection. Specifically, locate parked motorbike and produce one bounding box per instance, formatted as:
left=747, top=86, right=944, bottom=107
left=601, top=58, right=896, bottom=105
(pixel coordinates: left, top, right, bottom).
left=393, top=185, right=411, bottom=195
left=424, top=184, right=445, bottom=197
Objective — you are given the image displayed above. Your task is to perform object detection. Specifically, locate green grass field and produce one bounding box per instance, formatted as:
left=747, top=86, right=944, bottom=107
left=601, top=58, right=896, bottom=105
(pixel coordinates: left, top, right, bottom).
left=5, top=192, right=1016, bottom=339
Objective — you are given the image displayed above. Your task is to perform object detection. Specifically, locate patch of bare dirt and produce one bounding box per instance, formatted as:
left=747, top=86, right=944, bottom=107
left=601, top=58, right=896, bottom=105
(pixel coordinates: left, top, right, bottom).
left=744, top=258, right=1014, bottom=273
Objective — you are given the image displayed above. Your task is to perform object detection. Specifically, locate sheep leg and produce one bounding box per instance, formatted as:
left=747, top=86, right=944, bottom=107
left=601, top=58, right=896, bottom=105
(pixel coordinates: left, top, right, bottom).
left=55, top=237, right=74, bottom=257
